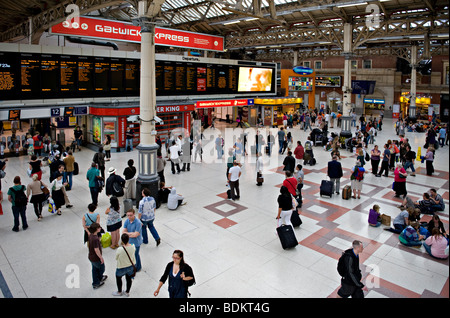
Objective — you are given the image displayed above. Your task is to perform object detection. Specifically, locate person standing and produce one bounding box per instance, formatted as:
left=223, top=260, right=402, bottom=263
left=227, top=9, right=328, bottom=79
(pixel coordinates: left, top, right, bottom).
left=105, top=167, right=126, bottom=202
left=403, top=145, right=416, bottom=176
left=74, top=126, right=83, bottom=151
left=122, top=209, right=143, bottom=272
left=112, top=233, right=136, bottom=297
left=304, top=113, right=312, bottom=131
left=277, top=127, right=286, bottom=154
left=168, top=141, right=181, bottom=174
left=123, top=159, right=136, bottom=201
left=282, top=151, right=296, bottom=174
left=156, top=150, right=166, bottom=183
left=93, top=147, right=106, bottom=180
left=256, top=151, right=263, bottom=186
left=8, top=176, right=29, bottom=232
left=350, top=162, right=365, bottom=199
left=370, top=145, right=381, bottom=175
left=49, top=172, right=67, bottom=215
left=105, top=196, right=123, bottom=249
left=180, top=137, right=192, bottom=172
left=337, top=240, right=365, bottom=298
left=294, top=164, right=304, bottom=207
left=376, top=144, right=390, bottom=177
left=103, top=135, right=112, bottom=161
left=87, top=222, right=107, bottom=289
left=86, top=162, right=101, bottom=206
left=82, top=203, right=100, bottom=245
left=29, top=154, right=43, bottom=181
left=138, top=188, right=161, bottom=247
left=228, top=161, right=242, bottom=201
left=125, top=127, right=134, bottom=151
left=154, top=250, right=195, bottom=298
left=293, top=141, right=304, bottom=166
left=63, top=150, right=75, bottom=190
left=215, top=134, right=224, bottom=159
left=327, top=155, right=343, bottom=195
left=424, top=146, right=435, bottom=176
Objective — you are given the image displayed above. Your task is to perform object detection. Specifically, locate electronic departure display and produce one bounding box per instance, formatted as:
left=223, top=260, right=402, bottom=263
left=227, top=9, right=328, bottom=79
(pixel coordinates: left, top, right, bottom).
left=0, top=52, right=276, bottom=100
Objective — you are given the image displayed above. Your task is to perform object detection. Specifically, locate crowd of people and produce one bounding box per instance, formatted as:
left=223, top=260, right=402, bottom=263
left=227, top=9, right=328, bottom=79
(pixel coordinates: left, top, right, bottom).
left=0, top=110, right=448, bottom=299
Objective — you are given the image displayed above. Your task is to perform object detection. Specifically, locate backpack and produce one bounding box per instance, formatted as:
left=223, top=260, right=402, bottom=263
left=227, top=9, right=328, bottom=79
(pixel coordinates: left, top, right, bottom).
left=337, top=252, right=348, bottom=277
left=352, top=167, right=364, bottom=181
left=10, top=186, right=28, bottom=207
left=112, top=180, right=124, bottom=197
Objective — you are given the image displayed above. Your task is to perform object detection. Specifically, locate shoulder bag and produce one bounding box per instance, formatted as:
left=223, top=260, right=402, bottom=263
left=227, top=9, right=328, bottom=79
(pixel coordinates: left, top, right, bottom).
left=123, top=246, right=137, bottom=277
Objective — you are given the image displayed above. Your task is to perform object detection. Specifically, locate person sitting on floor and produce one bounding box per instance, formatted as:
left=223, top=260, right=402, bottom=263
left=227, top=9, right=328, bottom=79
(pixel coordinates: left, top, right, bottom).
left=399, top=222, right=424, bottom=247
left=415, top=192, right=435, bottom=215
left=368, top=204, right=382, bottom=227
left=423, top=228, right=449, bottom=260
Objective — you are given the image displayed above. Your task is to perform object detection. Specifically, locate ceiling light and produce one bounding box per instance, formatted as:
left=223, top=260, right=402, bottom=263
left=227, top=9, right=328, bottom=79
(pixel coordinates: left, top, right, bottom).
left=337, top=1, right=368, bottom=8
left=223, top=20, right=241, bottom=25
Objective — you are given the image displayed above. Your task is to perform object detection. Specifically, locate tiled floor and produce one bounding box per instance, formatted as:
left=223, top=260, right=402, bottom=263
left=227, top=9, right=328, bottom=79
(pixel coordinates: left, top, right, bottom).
left=0, top=118, right=448, bottom=299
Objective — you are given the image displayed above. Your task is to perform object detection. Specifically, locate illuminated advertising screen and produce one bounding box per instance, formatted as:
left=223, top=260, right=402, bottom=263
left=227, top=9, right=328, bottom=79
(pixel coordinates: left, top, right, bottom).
left=288, top=76, right=313, bottom=92
left=237, top=67, right=273, bottom=92
left=315, top=75, right=341, bottom=87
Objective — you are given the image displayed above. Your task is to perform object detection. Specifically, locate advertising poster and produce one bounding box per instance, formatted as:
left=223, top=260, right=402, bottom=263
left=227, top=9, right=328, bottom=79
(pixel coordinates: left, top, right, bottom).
left=103, top=119, right=116, bottom=143
left=93, top=116, right=102, bottom=144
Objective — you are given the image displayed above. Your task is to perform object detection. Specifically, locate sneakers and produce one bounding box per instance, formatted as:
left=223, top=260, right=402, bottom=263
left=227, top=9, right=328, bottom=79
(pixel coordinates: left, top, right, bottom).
left=112, top=291, right=123, bottom=296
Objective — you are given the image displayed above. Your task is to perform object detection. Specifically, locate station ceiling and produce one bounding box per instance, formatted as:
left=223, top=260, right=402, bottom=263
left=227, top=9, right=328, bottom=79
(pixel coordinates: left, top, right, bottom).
left=0, top=0, right=448, bottom=58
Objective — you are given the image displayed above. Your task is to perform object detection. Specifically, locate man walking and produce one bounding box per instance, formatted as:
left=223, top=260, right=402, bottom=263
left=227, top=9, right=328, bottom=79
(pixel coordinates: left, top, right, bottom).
left=327, top=155, right=343, bottom=195
left=337, top=240, right=365, bottom=298
left=87, top=222, right=107, bottom=289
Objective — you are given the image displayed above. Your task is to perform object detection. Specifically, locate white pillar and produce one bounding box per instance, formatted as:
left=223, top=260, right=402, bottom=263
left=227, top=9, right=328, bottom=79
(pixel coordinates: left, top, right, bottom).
left=340, top=23, right=353, bottom=135
left=409, top=45, right=417, bottom=119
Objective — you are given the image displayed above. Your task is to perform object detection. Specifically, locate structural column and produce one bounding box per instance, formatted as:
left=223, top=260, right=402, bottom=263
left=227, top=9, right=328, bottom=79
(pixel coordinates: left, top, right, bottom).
left=135, top=6, right=160, bottom=207
left=340, top=23, right=353, bottom=141
left=409, top=45, right=418, bottom=119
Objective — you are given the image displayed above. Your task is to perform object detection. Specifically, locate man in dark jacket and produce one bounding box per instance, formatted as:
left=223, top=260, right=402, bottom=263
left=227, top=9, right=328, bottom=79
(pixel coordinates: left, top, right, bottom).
left=106, top=167, right=126, bottom=199
left=337, top=240, right=365, bottom=298
left=282, top=151, right=296, bottom=174
left=327, top=155, right=343, bottom=194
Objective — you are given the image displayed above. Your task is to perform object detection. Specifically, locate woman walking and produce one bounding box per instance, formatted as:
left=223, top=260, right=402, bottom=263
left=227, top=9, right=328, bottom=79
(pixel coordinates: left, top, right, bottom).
left=49, top=172, right=67, bottom=215
left=424, top=146, right=435, bottom=176
left=154, top=250, right=195, bottom=298
left=26, top=174, right=48, bottom=221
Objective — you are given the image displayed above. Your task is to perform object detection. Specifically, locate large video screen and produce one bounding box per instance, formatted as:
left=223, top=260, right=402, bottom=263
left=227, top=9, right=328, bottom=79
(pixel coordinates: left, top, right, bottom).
left=238, top=67, right=273, bottom=92
left=0, top=52, right=276, bottom=100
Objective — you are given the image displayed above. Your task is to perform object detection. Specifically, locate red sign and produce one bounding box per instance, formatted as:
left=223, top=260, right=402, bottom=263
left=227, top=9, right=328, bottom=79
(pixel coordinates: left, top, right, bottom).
left=156, top=104, right=195, bottom=113
left=50, top=16, right=224, bottom=52
left=195, top=99, right=250, bottom=108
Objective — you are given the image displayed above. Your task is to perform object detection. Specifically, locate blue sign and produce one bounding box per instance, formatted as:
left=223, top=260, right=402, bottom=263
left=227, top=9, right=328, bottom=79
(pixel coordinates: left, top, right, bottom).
left=74, top=106, right=88, bottom=116
left=50, top=108, right=61, bottom=117
left=247, top=99, right=254, bottom=105
left=293, top=66, right=314, bottom=75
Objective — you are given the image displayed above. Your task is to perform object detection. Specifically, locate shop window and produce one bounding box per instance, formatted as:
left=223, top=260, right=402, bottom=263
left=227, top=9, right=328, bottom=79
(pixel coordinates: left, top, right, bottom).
left=314, top=61, right=322, bottom=70
left=303, top=61, right=311, bottom=68
left=363, top=60, right=372, bottom=69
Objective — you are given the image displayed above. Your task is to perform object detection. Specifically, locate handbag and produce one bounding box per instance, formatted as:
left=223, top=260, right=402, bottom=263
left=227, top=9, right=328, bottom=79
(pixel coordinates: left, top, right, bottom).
left=40, top=181, right=50, bottom=196
left=123, top=246, right=137, bottom=277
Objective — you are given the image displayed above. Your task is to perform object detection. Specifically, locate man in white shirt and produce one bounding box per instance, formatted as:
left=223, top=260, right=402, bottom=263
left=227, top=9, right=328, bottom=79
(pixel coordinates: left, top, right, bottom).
left=168, top=141, right=181, bottom=174
left=227, top=161, right=242, bottom=200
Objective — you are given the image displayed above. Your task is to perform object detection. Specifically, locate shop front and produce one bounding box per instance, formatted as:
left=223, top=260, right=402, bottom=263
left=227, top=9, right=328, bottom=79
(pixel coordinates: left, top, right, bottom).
left=254, top=97, right=303, bottom=127
left=88, top=103, right=194, bottom=151
left=363, top=98, right=385, bottom=117
left=399, top=92, right=431, bottom=120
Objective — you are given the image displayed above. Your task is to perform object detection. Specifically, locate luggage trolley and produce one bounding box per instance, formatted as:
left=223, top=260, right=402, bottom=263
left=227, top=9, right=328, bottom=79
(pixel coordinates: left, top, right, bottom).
left=314, top=133, right=323, bottom=146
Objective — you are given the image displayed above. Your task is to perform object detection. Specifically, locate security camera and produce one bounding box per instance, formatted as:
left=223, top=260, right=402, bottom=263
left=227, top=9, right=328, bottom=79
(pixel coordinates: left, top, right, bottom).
left=153, top=116, right=164, bottom=125
left=128, top=115, right=140, bottom=122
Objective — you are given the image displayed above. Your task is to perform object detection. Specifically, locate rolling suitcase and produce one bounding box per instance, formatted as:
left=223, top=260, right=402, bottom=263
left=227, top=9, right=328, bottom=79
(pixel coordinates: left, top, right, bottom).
left=342, top=185, right=351, bottom=200
left=291, top=209, right=302, bottom=228
left=73, top=162, right=79, bottom=175
left=320, top=180, right=333, bottom=197
left=276, top=223, right=298, bottom=249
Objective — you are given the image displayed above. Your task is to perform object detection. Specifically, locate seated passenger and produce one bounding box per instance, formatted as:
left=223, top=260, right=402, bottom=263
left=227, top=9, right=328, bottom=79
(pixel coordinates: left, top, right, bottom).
left=415, top=192, right=435, bottom=214
left=423, top=228, right=449, bottom=259
left=167, top=187, right=185, bottom=210
left=429, top=188, right=445, bottom=212
left=368, top=204, right=381, bottom=227
left=399, top=222, right=424, bottom=247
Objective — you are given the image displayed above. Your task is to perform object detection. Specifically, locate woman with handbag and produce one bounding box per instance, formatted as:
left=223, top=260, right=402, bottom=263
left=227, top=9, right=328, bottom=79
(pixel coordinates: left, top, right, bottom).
left=49, top=172, right=67, bottom=215
left=393, top=163, right=408, bottom=198
left=113, top=233, right=136, bottom=297
left=82, top=203, right=101, bottom=244
left=26, top=174, right=48, bottom=221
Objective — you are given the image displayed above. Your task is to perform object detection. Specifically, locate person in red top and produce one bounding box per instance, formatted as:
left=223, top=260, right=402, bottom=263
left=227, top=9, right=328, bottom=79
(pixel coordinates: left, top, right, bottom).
left=293, top=141, right=304, bottom=165
left=282, top=171, right=298, bottom=197
left=32, top=132, right=44, bottom=157
left=393, top=163, right=408, bottom=198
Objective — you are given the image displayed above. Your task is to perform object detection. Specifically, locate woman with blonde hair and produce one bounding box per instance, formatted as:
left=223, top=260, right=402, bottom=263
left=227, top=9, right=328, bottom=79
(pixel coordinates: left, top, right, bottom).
left=368, top=204, right=381, bottom=227
left=26, top=173, right=48, bottom=221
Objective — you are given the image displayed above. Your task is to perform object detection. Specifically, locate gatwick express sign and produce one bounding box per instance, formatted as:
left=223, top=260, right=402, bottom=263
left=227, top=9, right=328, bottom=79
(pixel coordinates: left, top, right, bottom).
left=50, top=16, right=224, bottom=52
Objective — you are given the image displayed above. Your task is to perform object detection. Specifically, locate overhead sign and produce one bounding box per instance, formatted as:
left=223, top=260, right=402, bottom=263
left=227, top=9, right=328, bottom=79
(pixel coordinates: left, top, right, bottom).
left=292, top=66, right=314, bottom=75
left=156, top=104, right=195, bottom=113
left=195, top=99, right=253, bottom=108
left=50, top=16, right=224, bottom=52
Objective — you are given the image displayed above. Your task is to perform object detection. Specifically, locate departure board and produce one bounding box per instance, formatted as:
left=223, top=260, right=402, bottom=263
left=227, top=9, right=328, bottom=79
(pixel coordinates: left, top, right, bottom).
left=163, top=62, right=175, bottom=92
left=94, top=58, right=109, bottom=92
left=125, top=59, right=139, bottom=93
left=20, top=53, right=40, bottom=96
left=0, top=52, right=18, bottom=99
left=78, top=56, right=94, bottom=93
left=175, top=62, right=186, bottom=91
left=0, top=51, right=276, bottom=100
left=110, top=58, right=124, bottom=92
left=40, top=55, right=60, bottom=95
left=60, top=55, right=77, bottom=93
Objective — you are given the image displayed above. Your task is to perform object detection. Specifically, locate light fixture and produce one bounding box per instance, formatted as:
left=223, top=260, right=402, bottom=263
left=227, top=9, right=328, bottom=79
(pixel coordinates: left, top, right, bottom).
left=223, top=20, right=241, bottom=25
left=337, top=1, right=368, bottom=8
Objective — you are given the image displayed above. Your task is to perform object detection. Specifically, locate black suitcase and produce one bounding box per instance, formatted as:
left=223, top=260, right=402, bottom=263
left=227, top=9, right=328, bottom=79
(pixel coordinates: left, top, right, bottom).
left=310, top=157, right=316, bottom=166
left=320, top=180, right=333, bottom=197
left=276, top=224, right=298, bottom=249
left=291, top=210, right=302, bottom=228
left=73, top=162, right=79, bottom=175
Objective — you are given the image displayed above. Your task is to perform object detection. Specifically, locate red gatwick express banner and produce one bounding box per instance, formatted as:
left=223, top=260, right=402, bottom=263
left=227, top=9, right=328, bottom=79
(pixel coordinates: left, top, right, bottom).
left=50, top=16, right=224, bottom=52
left=195, top=99, right=250, bottom=108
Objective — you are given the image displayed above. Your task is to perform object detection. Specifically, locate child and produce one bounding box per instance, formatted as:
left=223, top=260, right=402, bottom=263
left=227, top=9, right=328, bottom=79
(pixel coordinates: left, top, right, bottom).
left=368, top=204, right=381, bottom=227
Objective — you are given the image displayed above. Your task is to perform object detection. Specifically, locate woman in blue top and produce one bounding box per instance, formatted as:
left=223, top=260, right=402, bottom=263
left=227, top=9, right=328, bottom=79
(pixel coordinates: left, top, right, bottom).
left=154, top=250, right=195, bottom=298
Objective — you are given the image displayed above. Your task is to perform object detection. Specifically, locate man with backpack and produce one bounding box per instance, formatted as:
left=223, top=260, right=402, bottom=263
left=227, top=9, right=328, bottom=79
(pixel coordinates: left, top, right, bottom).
left=7, top=176, right=29, bottom=232
left=106, top=167, right=126, bottom=215
left=138, top=188, right=161, bottom=247
left=337, top=240, right=365, bottom=298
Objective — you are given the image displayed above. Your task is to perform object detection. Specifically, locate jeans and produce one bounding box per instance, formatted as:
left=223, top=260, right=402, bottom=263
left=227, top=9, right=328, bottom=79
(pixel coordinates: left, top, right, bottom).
left=90, top=187, right=99, bottom=206
left=403, top=161, right=415, bottom=173
left=91, top=261, right=105, bottom=287
left=134, top=246, right=141, bottom=272
left=278, top=140, right=284, bottom=153
left=304, top=122, right=311, bottom=131
left=141, top=219, right=160, bottom=244
left=12, top=205, right=28, bottom=231
left=126, top=139, right=133, bottom=151
left=65, top=171, right=73, bottom=190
